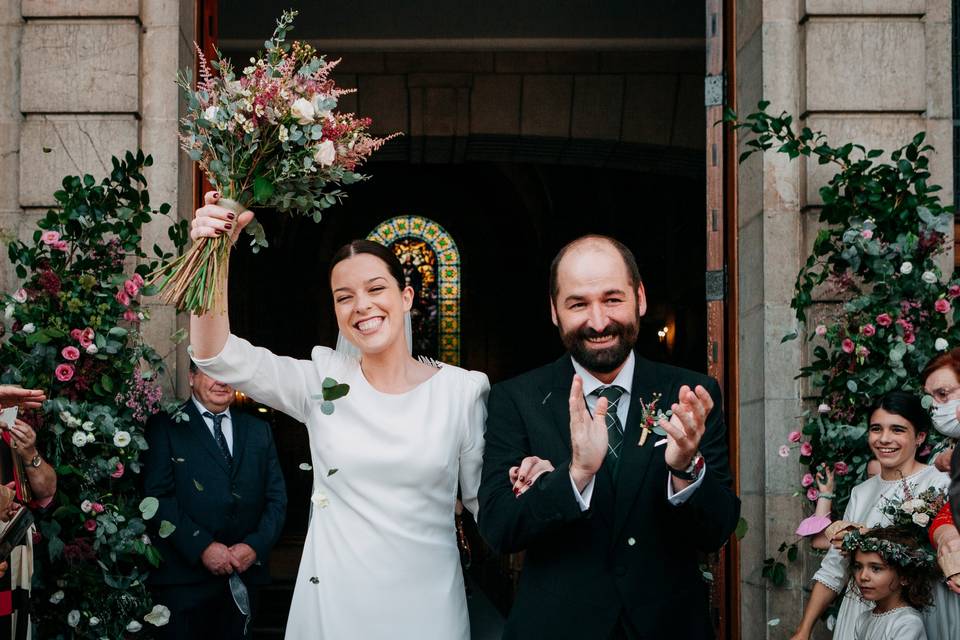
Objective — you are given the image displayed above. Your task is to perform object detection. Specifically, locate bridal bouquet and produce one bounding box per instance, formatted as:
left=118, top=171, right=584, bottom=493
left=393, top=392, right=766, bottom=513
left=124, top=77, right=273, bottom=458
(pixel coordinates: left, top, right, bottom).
left=880, top=484, right=948, bottom=530
left=152, top=9, right=397, bottom=314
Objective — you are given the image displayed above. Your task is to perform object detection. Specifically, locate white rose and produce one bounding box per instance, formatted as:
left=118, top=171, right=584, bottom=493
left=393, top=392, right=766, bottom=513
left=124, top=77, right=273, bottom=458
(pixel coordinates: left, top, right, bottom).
left=4, top=304, right=14, bottom=320
left=141, top=534, right=151, bottom=545
left=82, top=420, right=94, bottom=431
left=126, top=620, right=143, bottom=633
left=71, top=431, right=88, bottom=447
left=900, top=262, right=913, bottom=275
left=59, top=411, right=72, bottom=422
left=901, top=499, right=915, bottom=513
left=80, top=500, right=93, bottom=514
left=113, top=430, right=131, bottom=447
left=912, top=512, right=930, bottom=527
left=67, top=610, right=80, bottom=627
left=225, top=80, right=243, bottom=95
left=12, top=288, right=27, bottom=303
left=311, top=491, right=329, bottom=510
left=290, top=97, right=315, bottom=125
left=922, top=271, right=938, bottom=284
left=86, top=343, right=98, bottom=354
left=49, top=590, right=65, bottom=604
left=314, top=139, right=337, bottom=167
left=144, top=604, right=171, bottom=627
left=22, top=323, right=35, bottom=334
left=86, top=432, right=95, bottom=443
left=936, top=338, right=949, bottom=351
left=817, top=403, right=830, bottom=414
left=203, top=105, right=219, bottom=122
left=89, top=617, right=100, bottom=626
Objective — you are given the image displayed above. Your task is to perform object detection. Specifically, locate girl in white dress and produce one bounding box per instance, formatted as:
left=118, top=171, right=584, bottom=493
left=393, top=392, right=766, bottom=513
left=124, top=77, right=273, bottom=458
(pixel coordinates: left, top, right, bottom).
left=846, top=526, right=938, bottom=640
left=790, top=391, right=958, bottom=640
left=187, top=193, right=547, bottom=638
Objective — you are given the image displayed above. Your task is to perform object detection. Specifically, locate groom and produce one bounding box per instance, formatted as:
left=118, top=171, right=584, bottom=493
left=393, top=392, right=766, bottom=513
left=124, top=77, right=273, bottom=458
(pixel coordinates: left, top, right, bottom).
left=478, top=235, right=740, bottom=639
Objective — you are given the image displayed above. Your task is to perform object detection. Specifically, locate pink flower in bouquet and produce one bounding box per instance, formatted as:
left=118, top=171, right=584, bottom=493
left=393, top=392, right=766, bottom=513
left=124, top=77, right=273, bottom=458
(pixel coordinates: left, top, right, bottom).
left=111, top=463, right=125, bottom=478
left=949, top=285, right=960, bottom=299
left=904, top=330, right=916, bottom=344
left=123, top=309, right=139, bottom=323
left=814, top=325, right=827, bottom=336
left=856, top=345, right=870, bottom=359
left=834, top=461, right=849, bottom=476
left=83, top=519, right=97, bottom=532
left=860, top=324, right=876, bottom=337
left=861, top=229, right=874, bottom=240
left=875, top=313, right=893, bottom=326
left=115, top=290, right=130, bottom=307
left=70, top=328, right=83, bottom=341
left=40, top=230, right=60, bottom=245
left=52, top=240, right=68, bottom=252
left=801, top=473, right=814, bottom=487
left=55, top=364, right=74, bottom=382
left=12, top=288, right=27, bottom=303
left=778, top=445, right=790, bottom=458
left=935, top=298, right=951, bottom=314
left=80, top=327, right=94, bottom=347
left=806, top=487, right=820, bottom=501
left=314, top=139, right=337, bottom=167
left=91, top=503, right=105, bottom=514
left=61, top=346, right=80, bottom=361
left=124, top=279, right=140, bottom=297
left=800, top=442, right=813, bottom=457
left=841, top=338, right=855, bottom=354
left=788, top=430, right=802, bottom=443
left=132, top=273, right=145, bottom=288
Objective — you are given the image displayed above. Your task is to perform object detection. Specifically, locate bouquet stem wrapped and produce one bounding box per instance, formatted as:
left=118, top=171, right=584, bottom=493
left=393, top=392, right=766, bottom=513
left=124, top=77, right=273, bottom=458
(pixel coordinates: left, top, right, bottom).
left=151, top=10, right=397, bottom=314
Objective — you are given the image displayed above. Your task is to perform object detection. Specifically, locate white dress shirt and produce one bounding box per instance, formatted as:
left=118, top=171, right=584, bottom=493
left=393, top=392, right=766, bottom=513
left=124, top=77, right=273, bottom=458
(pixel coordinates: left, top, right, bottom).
left=191, top=396, right=234, bottom=455
left=567, top=352, right=705, bottom=510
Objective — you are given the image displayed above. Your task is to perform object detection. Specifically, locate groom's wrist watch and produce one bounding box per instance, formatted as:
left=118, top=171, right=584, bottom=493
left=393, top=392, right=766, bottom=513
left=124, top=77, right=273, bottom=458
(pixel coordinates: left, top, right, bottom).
left=668, top=452, right=704, bottom=481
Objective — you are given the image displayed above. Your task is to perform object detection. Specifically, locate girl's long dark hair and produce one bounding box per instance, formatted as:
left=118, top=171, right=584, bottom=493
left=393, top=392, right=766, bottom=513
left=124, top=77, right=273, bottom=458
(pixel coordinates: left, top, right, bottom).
left=868, top=391, right=930, bottom=459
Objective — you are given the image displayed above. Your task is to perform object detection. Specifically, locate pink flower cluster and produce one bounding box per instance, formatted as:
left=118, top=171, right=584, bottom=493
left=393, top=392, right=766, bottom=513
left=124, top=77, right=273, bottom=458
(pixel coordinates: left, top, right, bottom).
left=116, top=273, right=144, bottom=309
left=40, top=229, right=68, bottom=252
left=118, top=368, right=163, bottom=423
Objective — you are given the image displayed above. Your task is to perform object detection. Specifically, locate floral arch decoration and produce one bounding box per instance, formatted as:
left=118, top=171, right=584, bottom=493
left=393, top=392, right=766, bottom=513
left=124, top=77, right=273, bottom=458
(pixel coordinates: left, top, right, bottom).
left=367, top=215, right=460, bottom=365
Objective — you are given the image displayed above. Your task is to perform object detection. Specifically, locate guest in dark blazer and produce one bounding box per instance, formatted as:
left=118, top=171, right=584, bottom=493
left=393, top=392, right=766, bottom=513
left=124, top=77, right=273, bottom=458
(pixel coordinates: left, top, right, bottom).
left=143, top=362, right=286, bottom=639
left=478, top=235, right=740, bottom=639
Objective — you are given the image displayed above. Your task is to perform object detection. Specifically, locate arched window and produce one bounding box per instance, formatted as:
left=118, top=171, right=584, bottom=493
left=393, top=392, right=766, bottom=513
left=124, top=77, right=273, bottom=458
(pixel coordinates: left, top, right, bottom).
left=367, top=216, right=460, bottom=365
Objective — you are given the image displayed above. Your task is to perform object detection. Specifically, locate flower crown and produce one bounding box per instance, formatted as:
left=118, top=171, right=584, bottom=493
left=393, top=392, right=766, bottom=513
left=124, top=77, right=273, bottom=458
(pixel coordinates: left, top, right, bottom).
left=842, top=530, right=936, bottom=569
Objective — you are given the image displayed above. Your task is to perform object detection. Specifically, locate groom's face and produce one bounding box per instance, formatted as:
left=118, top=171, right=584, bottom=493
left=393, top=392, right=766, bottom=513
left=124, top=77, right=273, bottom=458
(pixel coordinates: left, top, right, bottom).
left=551, top=242, right=646, bottom=375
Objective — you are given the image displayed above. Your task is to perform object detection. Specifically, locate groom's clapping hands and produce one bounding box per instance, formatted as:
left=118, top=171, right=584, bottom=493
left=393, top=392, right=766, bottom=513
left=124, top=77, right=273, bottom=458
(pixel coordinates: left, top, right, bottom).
left=569, top=375, right=609, bottom=492
left=659, top=385, right=712, bottom=482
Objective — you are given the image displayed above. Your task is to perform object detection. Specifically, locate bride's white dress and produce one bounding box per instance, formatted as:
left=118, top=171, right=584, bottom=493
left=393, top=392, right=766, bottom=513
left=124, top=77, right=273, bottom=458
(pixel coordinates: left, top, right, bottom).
left=192, top=334, right=489, bottom=639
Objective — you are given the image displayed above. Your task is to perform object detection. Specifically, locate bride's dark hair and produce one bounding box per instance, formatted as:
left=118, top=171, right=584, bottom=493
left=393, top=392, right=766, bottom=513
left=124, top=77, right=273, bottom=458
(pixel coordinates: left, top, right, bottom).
left=329, top=239, right=404, bottom=289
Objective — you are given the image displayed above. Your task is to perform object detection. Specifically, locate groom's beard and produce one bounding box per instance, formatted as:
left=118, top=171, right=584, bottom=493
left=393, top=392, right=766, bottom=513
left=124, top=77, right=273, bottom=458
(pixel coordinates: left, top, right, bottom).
left=560, top=316, right=639, bottom=374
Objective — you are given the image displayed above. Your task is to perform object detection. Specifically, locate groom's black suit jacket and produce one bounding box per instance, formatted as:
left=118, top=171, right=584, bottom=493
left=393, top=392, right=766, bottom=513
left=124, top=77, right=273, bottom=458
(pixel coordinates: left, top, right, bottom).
left=143, top=400, right=287, bottom=603
left=478, top=352, right=740, bottom=639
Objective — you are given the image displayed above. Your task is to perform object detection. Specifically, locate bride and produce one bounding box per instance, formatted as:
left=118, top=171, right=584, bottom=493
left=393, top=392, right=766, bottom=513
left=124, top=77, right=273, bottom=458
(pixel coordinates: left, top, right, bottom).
left=187, top=192, right=544, bottom=638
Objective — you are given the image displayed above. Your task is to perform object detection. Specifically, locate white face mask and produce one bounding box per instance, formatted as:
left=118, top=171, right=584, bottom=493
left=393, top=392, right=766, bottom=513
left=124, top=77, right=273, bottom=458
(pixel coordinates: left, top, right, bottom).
left=931, top=398, right=960, bottom=438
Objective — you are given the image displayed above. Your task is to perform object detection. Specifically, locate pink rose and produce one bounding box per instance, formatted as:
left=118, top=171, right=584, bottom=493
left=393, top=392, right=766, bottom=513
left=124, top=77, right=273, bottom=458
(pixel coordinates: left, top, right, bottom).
left=834, top=461, right=849, bottom=476
left=856, top=345, right=870, bottom=359
left=949, top=285, right=960, bottom=299
left=70, top=328, right=83, bottom=341
left=841, top=338, right=855, bottom=354
left=861, top=229, right=874, bottom=240
left=55, top=364, right=74, bottom=382
left=800, top=442, right=813, bottom=457
left=91, top=503, right=105, bottom=514
left=815, top=325, right=827, bottom=337
left=788, top=430, right=802, bottom=443
left=115, top=290, right=130, bottom=307
left=801, top=473, right=814, bottom=487
left=83, top=519, right=97, bottom=532
left=778, top=445, right=790, bottom=458
left=123, top=309, right=139, bottom=323
left=124, top=279, right=139, bottom=297
left=40, top=230, right=60, bottom=245
left=52, top=240, right=68, bottom=251
left=875, top=313, right=893, bottom=327
left=131, top=273, right=145, bottom=288
left=61, top=346, right=80, bottom=361
left=935, top=298, right=951, bottom=314
left=111, top=462, right=124, bottom=478
left=806, top=487, right=820, bottom=501
left=80, top=328, right=94, bottom=347
left=860, top=324, right=876, bottom=337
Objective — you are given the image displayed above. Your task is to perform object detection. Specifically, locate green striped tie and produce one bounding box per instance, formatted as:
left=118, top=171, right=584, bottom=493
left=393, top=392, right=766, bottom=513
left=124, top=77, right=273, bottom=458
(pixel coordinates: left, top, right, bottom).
left=595, top=385, right=625, bottom=472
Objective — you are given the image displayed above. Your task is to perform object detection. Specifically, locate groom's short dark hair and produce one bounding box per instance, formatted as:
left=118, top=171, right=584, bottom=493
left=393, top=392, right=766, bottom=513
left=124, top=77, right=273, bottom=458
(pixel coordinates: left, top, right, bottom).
left=549, top=235, right=642, bottom=301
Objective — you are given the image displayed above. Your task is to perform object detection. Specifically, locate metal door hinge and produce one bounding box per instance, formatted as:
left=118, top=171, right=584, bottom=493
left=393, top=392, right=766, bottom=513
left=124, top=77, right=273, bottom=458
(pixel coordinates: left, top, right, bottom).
left=704, top=75, right=724, bottom=107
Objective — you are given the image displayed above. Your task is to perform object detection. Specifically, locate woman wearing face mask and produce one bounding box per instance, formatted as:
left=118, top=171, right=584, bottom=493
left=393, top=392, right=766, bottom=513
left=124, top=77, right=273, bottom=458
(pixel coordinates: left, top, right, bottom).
left=789, top=391, right=956, bottom=640
left=920, top=350, right=960, bottom=595
left=186, top=193, right=549, bottom=639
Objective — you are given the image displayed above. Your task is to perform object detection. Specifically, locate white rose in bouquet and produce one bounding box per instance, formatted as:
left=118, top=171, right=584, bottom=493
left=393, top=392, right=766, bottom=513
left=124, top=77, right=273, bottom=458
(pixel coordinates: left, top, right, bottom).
left=922, top=271, right=938, bottom=284
left=314, top=139, right=337, bottom=167
left=203, top=105, right=219, bottom=122
left=912, top=512, right=930, bottom=527
left=291, top=97, right=315, bottom=124
left=900, top=261, right=913, bottom=275
left=71, top=431, right=88, bottom=447
left=113, top=430, right=131, bottom=447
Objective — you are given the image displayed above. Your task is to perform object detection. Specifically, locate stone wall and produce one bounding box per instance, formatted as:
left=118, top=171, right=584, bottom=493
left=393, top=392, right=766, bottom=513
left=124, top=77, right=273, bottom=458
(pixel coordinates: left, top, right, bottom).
left=0, top=0, right=194, bottom=396
left=735, top=1, right=954, bottom=637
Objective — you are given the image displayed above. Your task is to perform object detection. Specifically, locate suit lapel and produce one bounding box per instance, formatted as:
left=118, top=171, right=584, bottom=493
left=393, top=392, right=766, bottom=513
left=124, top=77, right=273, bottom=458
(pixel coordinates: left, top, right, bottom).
left=548, top=356, right=615, bottom=528
left=183, top=401, right=230, bottom=474
left=612, top=355, right=664, bottom=540
left=229, top=410, right=247, bottom=479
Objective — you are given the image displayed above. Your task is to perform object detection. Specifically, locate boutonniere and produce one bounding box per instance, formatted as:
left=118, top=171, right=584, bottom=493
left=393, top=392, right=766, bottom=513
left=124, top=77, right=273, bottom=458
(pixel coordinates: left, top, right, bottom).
left=311, top=377, right=350, bottom=415
left=637, top=393, right=671, bottom=446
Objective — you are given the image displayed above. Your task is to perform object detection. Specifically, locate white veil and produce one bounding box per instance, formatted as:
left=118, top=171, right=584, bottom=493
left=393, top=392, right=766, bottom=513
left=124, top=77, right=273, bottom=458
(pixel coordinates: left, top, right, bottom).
left=335, top=311, right=413, bottom=359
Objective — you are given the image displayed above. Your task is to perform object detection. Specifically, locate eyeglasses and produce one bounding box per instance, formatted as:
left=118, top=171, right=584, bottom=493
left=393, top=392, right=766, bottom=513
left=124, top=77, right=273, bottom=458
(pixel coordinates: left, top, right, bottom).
left=928, top=385, right=960, bottom=404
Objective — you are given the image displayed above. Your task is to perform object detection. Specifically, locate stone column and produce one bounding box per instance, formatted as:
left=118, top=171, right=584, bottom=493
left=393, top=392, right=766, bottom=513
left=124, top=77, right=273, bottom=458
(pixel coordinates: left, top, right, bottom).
left=736, top=1, right=954, bottom=637
left=0, top=2, right=23, bottom=295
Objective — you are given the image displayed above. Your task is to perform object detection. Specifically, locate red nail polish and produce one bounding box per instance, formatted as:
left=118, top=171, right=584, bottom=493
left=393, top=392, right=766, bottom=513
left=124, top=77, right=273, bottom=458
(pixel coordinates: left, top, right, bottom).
left=227, top=212, right=236, bottom=220
left=513, top=487, right=520, bottom=495
left=519, top=475, right=525, bottom=482
left=225, top=222, right=233, bottom=229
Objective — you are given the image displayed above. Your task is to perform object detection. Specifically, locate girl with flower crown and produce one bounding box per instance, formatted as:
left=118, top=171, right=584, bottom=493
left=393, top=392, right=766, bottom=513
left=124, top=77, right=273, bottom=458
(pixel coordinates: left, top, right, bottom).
left=790, top=391, right=958, bottom=640
left=845, top=525, right=938, bottom=640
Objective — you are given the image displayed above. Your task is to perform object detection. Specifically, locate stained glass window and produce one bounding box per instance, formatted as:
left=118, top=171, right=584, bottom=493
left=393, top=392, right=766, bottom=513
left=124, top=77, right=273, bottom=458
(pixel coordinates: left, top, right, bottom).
left=367, top=216, right=460, bottom=365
